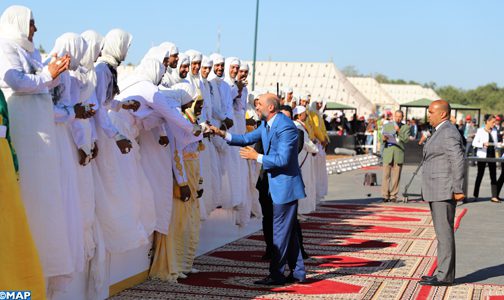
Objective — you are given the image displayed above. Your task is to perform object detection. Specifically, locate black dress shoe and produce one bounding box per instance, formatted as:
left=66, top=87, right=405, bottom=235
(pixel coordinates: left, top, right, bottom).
left=254, top=275, right=285, bottom=286
left=286, top=273, right=306, bottom=284
left=419, top=277, right=452, bottom=286
left=421, top=275, right=436, bottom=281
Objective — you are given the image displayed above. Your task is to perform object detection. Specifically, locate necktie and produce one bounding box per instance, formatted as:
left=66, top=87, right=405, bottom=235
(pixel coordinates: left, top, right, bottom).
left=266, top=123, right=270, bottom=134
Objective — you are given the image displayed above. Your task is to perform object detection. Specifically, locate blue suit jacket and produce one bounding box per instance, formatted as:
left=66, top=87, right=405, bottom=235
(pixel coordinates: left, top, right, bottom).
left=228, top=112, right=306, bottom=204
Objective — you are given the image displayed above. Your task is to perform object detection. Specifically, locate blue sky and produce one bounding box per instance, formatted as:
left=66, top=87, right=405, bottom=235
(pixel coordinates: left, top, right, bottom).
left=1, top=0, right=502, bottom=89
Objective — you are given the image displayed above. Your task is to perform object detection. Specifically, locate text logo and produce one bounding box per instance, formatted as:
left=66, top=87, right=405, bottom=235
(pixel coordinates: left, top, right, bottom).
left=0, top=291, right=31, bottom=300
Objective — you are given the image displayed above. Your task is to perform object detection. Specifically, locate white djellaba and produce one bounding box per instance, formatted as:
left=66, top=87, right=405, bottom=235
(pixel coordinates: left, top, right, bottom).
left=199, top=55, right=222, bottom=215
left=310, top=100, right=329, bottom=200
left=293, top=105, right=319, bottom=214
left=93, top=29, right=151, bottom=253
left=46, top=32, right=89, bottom=294
left=0, top=4, right=74, bottom=293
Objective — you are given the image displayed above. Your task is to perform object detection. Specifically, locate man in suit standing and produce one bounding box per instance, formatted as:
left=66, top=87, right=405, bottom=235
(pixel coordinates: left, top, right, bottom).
left=420, top=100, right=465, bottom=286
left=381, top=110, right=410, bottom=202
left=210, top=93, right=306, bottom=285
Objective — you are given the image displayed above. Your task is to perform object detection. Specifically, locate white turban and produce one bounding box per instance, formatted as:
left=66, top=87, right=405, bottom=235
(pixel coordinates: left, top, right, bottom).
left=185, top=49, right=202, bottom=63
left=170, top=53, right=190, bottom=83
left=81, top=30, right=103, bottom=70
left=239, top=63, right=249, bottom=71
left=172, top=82, right=196, bottom=106
left=141, top=45, right=169, bottom=65
left=209, top=53, right=224, bottom=65
left=284, top=86, right=293, bottom=94
left=224, top=57, right=240, bottom=83
left=226, top=57, right=240, bottom=67
left=98, top=28, right=132, bottom=67
left=0, top=5, right=34, bottom=52
left=159, top=42, right=178, bottom=56
left=49, top=32, right=88, bottom=71
left=293, top=105, right=306, bottom=117
left=201, top=55, right=213, bottom=68
left=119, top=58, right=165, bottom=91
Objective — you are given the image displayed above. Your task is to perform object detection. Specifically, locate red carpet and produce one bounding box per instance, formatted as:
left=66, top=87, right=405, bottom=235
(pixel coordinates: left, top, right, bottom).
left=111, top=202, right=504, bottom=299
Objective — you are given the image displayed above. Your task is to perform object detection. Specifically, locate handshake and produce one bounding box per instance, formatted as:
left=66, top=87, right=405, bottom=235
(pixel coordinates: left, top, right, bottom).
left=207, top=125, right=226, bottom=138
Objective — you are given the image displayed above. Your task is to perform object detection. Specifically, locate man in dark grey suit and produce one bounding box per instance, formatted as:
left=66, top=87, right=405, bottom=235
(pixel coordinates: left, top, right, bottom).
left=420, top=100, right=465, bottom=286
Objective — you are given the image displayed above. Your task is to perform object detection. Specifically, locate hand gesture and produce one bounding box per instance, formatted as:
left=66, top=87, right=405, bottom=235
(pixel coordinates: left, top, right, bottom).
left=78, top=149, right=90, bottom=166
left=91, top=142, right=99, bottom=159
left=48, top=54, right=71, bottom=79
left=158, top=136, right=169, bottom=147
left=116, top=138, right=133, bottom=154
left=74, top=103, right=95, bottom=119
left=223, top=118, right=234, bottom=130
left=122, top=100, right=140, bottom=112
left=453, top=193, right=465, bottom=202
left=180, top=185, right=191, bottom=202
left=208, top=125, right=226, bottom=138
left=239, top=146, right=259, bottom=160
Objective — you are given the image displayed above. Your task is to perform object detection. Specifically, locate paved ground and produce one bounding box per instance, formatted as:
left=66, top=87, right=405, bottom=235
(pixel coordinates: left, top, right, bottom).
left=324, top=163, right=504, bottom=285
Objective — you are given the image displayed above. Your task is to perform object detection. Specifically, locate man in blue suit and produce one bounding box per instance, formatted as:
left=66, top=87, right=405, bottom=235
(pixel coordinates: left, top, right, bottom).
left=210, top=93, right=306, bottom=285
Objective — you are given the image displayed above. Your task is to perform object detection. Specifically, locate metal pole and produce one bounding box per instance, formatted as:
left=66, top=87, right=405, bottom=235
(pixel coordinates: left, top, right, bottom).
left=252, top=0, right=259, bottom=91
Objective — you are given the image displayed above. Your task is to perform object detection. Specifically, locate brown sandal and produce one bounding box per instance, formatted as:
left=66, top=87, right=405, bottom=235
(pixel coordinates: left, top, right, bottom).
left=491, top=198, right=501, bottom=203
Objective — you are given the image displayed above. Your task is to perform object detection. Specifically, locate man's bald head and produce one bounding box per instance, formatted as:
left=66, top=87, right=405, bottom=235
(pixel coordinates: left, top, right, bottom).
left=256, top=93, right=280, bottom=121
left=428, top=99, right=451, bottom=127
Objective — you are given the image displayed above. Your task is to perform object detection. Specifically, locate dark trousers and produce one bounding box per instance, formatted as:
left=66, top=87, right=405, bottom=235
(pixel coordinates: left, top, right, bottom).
left=258, top=175, right=307, bottom=257
left=270, top=200, right=306, bottom=281
left=258, top=184, right=273, bottom=253
left=474, top=161, right=497, bottom=197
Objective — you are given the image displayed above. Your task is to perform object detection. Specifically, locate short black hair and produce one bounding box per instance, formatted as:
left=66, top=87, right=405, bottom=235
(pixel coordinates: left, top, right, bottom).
left=279, top=105, right=293, bottom=119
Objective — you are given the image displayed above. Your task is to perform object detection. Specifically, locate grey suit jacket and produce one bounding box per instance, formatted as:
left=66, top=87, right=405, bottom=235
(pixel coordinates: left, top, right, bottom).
left=421, top=121, right=465, bottom=202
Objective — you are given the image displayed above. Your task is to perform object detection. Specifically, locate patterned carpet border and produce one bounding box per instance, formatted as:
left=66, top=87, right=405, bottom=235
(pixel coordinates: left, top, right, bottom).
left=110, top=203, right=504, bottom=300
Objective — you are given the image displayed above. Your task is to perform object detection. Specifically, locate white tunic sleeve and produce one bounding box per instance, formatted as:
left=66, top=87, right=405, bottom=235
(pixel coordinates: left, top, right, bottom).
left=0, top=41, right=54, bottom=93
left=152, top=91, right=194, bottom=135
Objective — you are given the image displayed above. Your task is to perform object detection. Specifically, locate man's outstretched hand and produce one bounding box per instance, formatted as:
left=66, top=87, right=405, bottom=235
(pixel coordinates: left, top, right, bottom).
left=208, top=125, right=226, bottom=138
left=239, top=146, right=258, bottom=160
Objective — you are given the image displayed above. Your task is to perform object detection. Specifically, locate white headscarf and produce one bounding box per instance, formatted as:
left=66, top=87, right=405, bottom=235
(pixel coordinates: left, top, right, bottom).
left=293, top=105, right=306, bottom=117
left=141, top=45, right=169, bottom=65
left=0, top=5, right=34, bottom=52
left=79, top=30, right=103, bottom=102
left=158, top=42, right=178, bottom=88
left=49, top=32, right=88, bottom=71
left=159, top=42, right=178, bottom=56
left=119, top=58, right=165, bottom=92
left=309, top=98, right=326, bottom=114
left=184, top=49, right=203, bottom=93
left=171, top=82, right=196, bottom=106
left=80, top=30, right=103, bottom=70
left=284, top=86, right=293, bottom=94
left=239, top=63, right=249, bottom=71
left=185, top=49, right=202, bottom=63
left=207, top=53, right=224, bottom=81
left=224, top=56, right=240, bottom=85
left=97, top=28, right=132, bottom=68
left=201, top=55, right=213, bottom=68
left=171, top=53, right=190, bottom=84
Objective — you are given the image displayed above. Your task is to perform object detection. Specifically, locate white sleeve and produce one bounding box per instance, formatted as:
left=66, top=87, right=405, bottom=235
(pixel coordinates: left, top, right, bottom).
left=165, top=125, right=188, bottom=186
left=53, top=104, right=76, bottom=123
left=472, top=129, right=484, bottom=148
left=151, top=91, right=194, bottom=135
left=70, top=119, right=86, bottom=149
left=0, top=43, right=54, bottom=93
